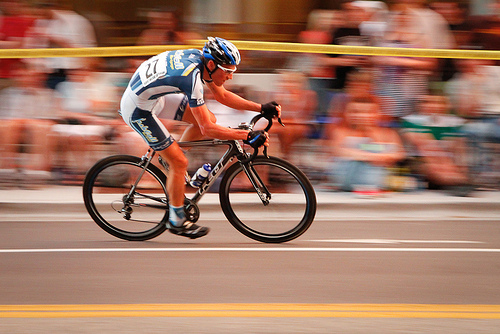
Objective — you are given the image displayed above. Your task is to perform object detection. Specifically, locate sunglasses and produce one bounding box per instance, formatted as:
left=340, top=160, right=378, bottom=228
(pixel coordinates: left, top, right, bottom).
left=217, top=64, right=237, bottom=74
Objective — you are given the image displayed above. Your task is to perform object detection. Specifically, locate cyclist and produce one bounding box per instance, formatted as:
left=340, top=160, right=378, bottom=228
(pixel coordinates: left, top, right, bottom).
left=120, top=37, right=281, bottom=239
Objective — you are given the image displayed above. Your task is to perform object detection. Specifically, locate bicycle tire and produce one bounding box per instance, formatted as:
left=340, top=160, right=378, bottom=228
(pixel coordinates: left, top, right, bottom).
left=83, top=155, right=169, bottom=241
left=219, top=156, right=316, bottom=243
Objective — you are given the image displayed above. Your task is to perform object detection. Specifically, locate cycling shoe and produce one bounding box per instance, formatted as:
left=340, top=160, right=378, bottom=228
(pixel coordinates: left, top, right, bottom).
left=167, top=221, right=210, bottom=239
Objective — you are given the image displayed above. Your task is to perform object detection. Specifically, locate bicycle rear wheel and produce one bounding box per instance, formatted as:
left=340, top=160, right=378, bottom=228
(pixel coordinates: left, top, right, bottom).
left=83, top=155, right=169, bottom=241
left=219, top=156, right=316, bottom=243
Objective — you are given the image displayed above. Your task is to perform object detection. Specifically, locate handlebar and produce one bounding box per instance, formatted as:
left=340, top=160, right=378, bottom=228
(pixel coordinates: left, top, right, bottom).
left=239, top=113, right=284, bottom=163
left=248, top=113, right=284, bottom=132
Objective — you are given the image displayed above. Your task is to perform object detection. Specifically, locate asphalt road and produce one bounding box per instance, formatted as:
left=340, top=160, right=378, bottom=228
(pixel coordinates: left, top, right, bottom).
left=1, top=213, right=500, bottom=333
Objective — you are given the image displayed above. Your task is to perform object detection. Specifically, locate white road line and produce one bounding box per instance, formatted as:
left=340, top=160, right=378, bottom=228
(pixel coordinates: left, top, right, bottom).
left=3, top=217, right=500, bottom=224
left=308, top=239, right=484, bottom=244
left=0, top=247, right=499, bottom=253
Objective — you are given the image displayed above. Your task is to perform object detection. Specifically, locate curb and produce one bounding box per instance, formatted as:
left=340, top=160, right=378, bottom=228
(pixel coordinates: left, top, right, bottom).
left=1, top=199, right=499, bottom=217
left=1, top=188, right=499, bottom=221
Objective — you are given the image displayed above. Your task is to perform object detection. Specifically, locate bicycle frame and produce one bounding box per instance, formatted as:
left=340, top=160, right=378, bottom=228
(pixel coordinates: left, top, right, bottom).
left=179, top=139, right=249, bottom=204
left=133, top=138, right=261, bottom=207
left=127, top=113, right=280, bottom=212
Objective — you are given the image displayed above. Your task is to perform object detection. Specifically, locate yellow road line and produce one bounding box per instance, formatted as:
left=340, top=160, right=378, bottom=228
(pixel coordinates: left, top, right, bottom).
left=1, top=304, right=499, bottom=319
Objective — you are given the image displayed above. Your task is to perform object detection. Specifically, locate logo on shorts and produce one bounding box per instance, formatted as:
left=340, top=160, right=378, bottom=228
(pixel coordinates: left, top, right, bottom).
left=132, top=118, right=158, bottom=143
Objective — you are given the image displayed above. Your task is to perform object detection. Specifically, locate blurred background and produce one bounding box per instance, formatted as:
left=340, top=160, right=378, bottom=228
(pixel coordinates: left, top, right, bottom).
left=0, top=0, right=499, bottom=196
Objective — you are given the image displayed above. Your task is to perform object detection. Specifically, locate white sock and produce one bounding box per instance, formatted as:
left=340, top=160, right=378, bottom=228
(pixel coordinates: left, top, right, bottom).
left=169, top=205, right=186, bottom=227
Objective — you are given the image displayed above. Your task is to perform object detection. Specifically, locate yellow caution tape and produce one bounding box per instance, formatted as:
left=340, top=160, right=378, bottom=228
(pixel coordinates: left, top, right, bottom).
left=0, top=45, right=190, bottom=59
left=0, top=40, right=499, bottom=60
left=227, top=40, right=500, bottom=60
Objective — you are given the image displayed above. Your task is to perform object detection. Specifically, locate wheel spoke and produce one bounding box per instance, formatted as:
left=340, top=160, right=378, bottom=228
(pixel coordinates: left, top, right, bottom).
left=220, top=156, right=316, bottom=243
left=83, top=155, right=169, bottom=241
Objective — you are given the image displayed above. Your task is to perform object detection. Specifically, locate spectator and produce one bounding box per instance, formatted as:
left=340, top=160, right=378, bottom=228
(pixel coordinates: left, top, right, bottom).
left=290, top=10, right=339, bottom=118
left=51, top=61, right=117, bottom=178
left=136, top=7, right=188, bottom=46
left=293, top=9, right=338, bottom=77
left=326, top=69, right=378, bottom=126
left=353, top=0, right=390, bottom=45
left=326, top=95, right=406, bottom=194
left=0, top=62, right=59, bottom=184
left=445, top=58, right=500, bottom=121
left=391, top=0, right=454, bottom=50
left=0, top=0, right=35, bottom=90
left=298, top=10, right=338, bottom=45
left=430, top=1, right=468, bottom=32
left=429, top=0, right=471, bottom=48
left=445, top=58, right=500, bottom=185
left=386, top=0, right=455, bottom=85
left=23, top=0, right=97, bottom=89
left=323, top=0, right=371, bottom=90
left=401, top=94, right=471, bottom=194
left=429, top=0, right=472, bottom=81
left=372, top=9, right=437, bottom=122
left=470, top=0, right=500, bottom=51
left=271, top=70, right=317, bottom=161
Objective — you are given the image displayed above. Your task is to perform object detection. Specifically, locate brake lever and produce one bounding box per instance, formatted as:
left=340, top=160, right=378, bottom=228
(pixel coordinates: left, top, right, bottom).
left=243, top=113, right=283, bottom=162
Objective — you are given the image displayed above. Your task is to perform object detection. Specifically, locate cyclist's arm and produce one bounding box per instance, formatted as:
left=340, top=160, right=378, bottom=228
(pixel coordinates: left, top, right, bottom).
left=206, top=81, right=261, bottom=112
left=190, top=103, right=249, bottom=140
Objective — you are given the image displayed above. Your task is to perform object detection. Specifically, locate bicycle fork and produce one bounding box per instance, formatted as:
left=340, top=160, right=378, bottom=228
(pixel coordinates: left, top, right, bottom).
left=241, top=162, right=271, bottom=206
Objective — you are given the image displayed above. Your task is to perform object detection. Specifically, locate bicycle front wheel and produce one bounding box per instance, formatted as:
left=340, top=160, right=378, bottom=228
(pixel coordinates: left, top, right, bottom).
left=83, top=155, right=169, bottom=241
left=219, top=156, right=317, bottom=243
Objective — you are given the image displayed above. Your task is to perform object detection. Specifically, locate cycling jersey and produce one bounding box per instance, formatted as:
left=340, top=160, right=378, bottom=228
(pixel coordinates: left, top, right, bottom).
left=128, top=49, right=205, bottom=109
left=120, top=49, right=207, bottom=151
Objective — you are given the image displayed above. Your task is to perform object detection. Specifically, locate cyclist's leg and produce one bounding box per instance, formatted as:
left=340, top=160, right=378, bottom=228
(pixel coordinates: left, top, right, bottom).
left=148, top=95, right=193, bottom=205
left=158, top=142, right=188, bottom=207
left=120, top=94, right=209, bottom=237
left=121, top=94, right=188, bottom=210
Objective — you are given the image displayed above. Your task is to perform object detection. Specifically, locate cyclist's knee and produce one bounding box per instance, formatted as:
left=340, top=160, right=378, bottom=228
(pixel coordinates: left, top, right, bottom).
left=175, top=154, right=189, bottom=171
left=163, top=151, right=188, bottom=172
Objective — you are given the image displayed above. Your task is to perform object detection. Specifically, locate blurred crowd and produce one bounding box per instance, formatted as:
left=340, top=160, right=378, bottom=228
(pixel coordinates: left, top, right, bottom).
left=282, top=0, right=500, bottom=196
left=0, top=0, right=499, bottom=196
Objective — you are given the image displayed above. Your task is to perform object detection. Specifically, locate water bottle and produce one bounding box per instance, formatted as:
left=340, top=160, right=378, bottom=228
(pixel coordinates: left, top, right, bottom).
left=190, top=163, right=211, bottom=188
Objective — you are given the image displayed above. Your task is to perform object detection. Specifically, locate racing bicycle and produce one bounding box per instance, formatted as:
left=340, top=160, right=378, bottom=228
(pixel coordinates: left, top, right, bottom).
left=82, top=114, right=317, bottom=243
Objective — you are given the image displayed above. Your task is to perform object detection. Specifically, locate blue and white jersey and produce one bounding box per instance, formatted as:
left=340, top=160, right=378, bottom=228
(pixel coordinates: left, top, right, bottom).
left=127, top=49, right=205, bottom=111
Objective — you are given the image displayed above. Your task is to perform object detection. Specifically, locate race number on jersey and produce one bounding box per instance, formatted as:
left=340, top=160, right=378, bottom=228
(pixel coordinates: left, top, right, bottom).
left=139, top=54, right=167, bottom=87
